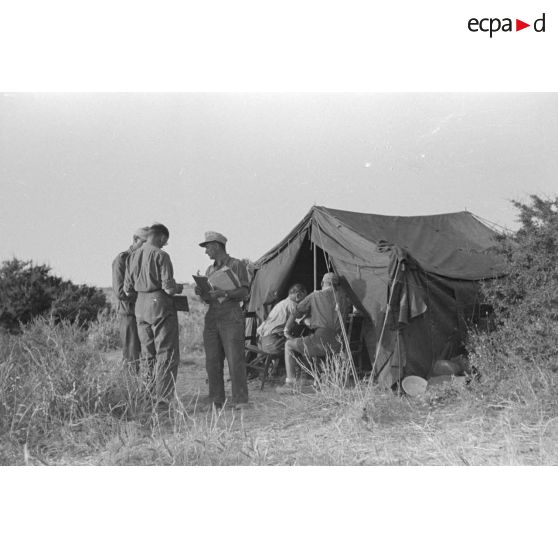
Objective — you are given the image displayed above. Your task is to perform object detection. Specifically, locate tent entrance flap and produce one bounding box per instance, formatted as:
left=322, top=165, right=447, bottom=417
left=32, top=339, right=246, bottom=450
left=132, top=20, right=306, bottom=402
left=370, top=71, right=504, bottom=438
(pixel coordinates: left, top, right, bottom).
left=282, top=235, right=329, bottom=297
left=247, top=232, right=329, bottom=320
left=247, top=230, right=306, bottom=319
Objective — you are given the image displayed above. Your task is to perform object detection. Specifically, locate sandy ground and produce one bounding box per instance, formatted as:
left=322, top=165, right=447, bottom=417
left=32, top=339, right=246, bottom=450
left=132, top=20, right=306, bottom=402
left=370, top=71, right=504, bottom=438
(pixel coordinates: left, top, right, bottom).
left=99, top=350, right=558, bottom=465
left=105, top=347, right=316, bottom=430
left=175, top=353, right=316, bottom=427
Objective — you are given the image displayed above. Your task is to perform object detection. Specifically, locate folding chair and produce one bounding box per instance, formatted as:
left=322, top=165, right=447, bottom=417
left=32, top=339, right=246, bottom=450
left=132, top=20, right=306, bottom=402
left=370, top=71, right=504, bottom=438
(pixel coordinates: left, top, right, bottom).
left=244, top=310, right=282, bottom=389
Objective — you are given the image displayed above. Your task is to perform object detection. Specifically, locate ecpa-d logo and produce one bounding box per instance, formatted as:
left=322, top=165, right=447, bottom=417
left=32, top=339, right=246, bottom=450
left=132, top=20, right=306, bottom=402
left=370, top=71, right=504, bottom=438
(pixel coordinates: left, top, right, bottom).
left=468, top=13, right=546, bottom=37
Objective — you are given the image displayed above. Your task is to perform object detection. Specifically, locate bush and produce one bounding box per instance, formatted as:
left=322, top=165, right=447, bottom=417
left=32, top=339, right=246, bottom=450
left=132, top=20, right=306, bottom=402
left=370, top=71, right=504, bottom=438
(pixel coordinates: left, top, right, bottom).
left=0, top=258, right=109, bottom=333
left=50, top=282, right=110, bottom=326
left=469, top=195, right=558, bottom=406
left=0, top=259, right=62, bottom=333
left=482, top=196, right=558, bottom=319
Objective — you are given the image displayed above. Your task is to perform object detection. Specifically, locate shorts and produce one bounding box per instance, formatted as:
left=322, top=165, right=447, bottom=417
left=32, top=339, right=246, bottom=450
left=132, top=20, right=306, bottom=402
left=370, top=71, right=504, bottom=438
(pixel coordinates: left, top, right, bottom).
left=259, top=333, right=285, bottom=355
left=289, top=327, right=341, bottom=358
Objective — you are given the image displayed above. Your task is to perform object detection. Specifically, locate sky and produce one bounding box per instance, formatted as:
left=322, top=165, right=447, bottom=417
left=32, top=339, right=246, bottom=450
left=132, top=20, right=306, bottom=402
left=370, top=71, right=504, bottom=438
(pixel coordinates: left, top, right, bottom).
left=1, top=92, right=557, bottom=287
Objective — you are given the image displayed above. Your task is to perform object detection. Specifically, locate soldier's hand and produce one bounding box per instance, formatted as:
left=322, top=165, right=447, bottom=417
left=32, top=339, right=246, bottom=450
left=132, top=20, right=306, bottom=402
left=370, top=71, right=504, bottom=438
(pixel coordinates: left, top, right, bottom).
left=176, top=284, right=184, bottom=294
left=209, top=289, right=227, bottom=299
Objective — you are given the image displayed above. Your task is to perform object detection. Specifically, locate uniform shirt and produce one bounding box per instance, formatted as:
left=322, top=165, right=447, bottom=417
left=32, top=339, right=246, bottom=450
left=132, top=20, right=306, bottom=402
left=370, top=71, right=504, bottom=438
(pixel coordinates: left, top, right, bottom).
left=112, top=247, right=135, bottom=315
left=205, top=255, right=250, bottom=308
left=295, top=287, right=350, bottom=332
left=257, top=297, right=297, bottom=337
left=124, top=243, right=178, bottom=294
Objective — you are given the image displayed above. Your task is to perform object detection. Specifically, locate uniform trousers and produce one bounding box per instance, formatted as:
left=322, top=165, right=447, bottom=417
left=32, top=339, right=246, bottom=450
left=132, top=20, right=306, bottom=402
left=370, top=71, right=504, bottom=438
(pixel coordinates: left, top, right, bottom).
left=203, top=302, right=248, bottom=405
left=284, top=327, right=341, bottom=381
left=135, top=291, right=180, bottom=403
left=118, top=313, right=141, bottom=372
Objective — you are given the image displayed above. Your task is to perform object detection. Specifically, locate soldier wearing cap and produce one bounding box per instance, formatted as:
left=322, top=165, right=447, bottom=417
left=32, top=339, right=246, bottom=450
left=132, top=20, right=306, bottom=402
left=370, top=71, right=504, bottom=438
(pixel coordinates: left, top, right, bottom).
left=196, top=231, right=250, bottom=409
left=279, top=272, right=350, bottom=392
left=112, top=226, right=150, bottom=371
left=124, top=223, right=183, bottom=410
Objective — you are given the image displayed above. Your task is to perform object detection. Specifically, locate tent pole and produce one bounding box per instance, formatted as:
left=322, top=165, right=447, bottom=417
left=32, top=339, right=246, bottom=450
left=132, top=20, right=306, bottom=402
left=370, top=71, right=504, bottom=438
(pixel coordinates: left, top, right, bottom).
left=313, top=240, right=317, bottom=291
left=367, top=260, right=402, bottom=393
left=315, top=227, right=361, bottom=394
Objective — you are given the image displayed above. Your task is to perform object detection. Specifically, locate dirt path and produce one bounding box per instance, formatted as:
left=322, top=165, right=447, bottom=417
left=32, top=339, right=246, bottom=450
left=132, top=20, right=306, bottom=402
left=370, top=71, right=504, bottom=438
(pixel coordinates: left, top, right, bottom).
left=171, top=354, right=380, bottom=465
left=175, top=353, right=313, bottom=429
left=104, top=348, right=312, bottom=430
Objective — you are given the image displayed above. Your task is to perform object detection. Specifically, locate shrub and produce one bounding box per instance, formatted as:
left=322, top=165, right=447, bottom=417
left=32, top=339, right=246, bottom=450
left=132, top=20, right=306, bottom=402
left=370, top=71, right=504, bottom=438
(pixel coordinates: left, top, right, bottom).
left=0, top=259, right=62, bottom=333
left=0, top=258, right=109, bottom=333
left=482, top=196, right=558, bottom=319
left=50, top=282, right=110, bottom=326
left=468, top=195, right=558, bottom=406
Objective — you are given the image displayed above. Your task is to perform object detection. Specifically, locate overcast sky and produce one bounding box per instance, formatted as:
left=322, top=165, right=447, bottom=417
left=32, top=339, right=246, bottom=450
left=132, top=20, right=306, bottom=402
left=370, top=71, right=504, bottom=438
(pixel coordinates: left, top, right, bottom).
left=1, top=92, right=557, bottom=287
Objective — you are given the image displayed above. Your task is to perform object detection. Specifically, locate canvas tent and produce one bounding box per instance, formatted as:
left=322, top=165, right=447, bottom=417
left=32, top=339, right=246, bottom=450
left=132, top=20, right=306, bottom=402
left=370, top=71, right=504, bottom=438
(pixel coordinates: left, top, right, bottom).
left=247, top=206, right=505, bottom=387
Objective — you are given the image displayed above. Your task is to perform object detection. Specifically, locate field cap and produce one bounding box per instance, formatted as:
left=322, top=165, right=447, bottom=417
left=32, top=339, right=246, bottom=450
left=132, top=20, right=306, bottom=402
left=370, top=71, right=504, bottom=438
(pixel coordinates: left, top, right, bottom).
left=200, top=231, right=227, bottom=247
left=134, top=227, right=150, bottom=241
left=322, top=272, right=340, bottom=286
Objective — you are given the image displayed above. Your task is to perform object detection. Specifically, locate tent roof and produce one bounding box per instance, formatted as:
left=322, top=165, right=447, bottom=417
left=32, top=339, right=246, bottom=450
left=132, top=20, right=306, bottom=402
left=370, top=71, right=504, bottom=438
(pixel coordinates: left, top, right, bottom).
left=256, top=206, right=505, bottom=280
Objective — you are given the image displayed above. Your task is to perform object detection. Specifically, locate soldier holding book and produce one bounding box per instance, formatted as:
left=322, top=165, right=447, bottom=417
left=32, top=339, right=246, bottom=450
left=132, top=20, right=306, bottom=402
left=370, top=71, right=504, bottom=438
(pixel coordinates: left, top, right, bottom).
left=195, top=231, right=250, bottom=410
left=124, top=223, right=183, bottom=411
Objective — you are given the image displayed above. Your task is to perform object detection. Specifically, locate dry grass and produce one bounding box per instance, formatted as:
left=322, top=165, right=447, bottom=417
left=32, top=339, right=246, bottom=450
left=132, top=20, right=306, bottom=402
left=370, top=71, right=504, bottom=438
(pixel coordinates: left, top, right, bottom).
left=87, top=308, right=121, bottom=351
left=178, top=285, right=205, bottom=355
left=2, top=297, right=558, bottom=466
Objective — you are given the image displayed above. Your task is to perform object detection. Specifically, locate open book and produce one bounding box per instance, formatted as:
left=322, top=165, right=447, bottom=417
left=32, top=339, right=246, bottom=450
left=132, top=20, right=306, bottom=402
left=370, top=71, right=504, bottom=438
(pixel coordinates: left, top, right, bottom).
left=193, top=266, right=242, bottom=303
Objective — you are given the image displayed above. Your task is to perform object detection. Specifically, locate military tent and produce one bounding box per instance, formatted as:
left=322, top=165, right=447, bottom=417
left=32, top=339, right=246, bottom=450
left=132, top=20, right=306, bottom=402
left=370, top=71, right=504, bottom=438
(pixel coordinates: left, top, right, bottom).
left=247, top=206, right=505, bottom=386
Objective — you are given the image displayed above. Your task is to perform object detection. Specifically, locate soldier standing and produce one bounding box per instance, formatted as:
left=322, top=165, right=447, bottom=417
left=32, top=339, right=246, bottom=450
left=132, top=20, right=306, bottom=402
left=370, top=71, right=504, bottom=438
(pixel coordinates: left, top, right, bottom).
left=124, top=223, right=183, bottom=410
left=112, top=227, right=149, bottom=371
left=196, top=232, right=250, bottom=410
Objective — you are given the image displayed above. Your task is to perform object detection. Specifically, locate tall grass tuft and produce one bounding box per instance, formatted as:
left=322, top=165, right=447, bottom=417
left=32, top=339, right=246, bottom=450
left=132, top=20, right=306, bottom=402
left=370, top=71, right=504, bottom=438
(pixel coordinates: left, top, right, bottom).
left=297, top=349, right=362, bottom=404
left=178, top=285, right=205, bottom=355
left=87, top=309, right=121, bottom=351
left=0, top=313, right=248, bottom=465
left=0, top=316, right=151, bottom=448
